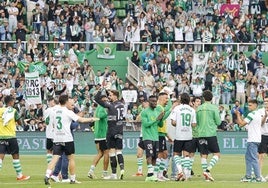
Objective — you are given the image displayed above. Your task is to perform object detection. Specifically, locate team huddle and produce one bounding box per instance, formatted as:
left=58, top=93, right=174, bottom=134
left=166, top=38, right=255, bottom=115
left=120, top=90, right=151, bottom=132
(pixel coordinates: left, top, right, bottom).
left=0, top=89, right=267, bottom=184
left=136, top=90, right=268, bottom=183
left=137, top=90, right=221, bottom=182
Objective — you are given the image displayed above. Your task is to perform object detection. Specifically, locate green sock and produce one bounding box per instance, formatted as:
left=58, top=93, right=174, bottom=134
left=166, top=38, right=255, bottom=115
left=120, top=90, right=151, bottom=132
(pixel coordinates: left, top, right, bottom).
left=137, top=157, right=143, bottom=173
left=189, top=157, right=194, bottom=171
left=13, top=159, right=22, bottom=177
left=159, top=159, right=165, bottom=175
left=207, top=155, right=219, bottom=171
left=154, top=158, right=161, bottom=175
left=174, top=155, right=182, bottom=173
left=183, top=157, right=191, bottom=171
left=201, top=158, right=208, bottom=172
left=46, top=154, right=52, bottom=164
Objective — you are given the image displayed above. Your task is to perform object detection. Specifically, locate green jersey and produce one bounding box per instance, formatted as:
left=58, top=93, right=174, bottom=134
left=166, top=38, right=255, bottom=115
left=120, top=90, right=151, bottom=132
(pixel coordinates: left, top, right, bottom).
left=196, top=102, right=221, bottom=137
left=141, top=107, right=163, bottom=141
left=93, top=105, right=108, bottom=140
left=192, top=126, right=198, bottom=138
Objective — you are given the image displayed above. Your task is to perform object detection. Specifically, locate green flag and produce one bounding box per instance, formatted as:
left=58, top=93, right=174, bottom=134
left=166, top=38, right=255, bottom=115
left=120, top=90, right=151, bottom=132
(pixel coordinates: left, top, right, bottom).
left=29, top=61, right=47, bottom=75
left=96, top=44, right=116, bottom=59
left=17, top=61, right=28, bottom=72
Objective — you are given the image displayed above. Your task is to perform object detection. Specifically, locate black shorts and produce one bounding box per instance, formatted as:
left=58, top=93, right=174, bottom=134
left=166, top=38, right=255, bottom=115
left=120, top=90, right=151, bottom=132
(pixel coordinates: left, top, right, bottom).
left=95, top=140, right=108, bottom=151
left=53, top=141, right=75, bottom=156
left=138, top=137, right=145, bottom=150
left=173, top=139, right=193, bottom=154
left=106, top=134, right=123, bottom=150
left=46, top=138, right=53, bottom=151
left=0, top=138, right=19, bottom=155
left=258, top=135, right=268, bottom=154
left=198, top=136, right=220, bottom=155
left=159, top=136, right=167, bottom=152
left=143, top=140, right=159, bottom=159
left=188, top=138, right=199, bottom=153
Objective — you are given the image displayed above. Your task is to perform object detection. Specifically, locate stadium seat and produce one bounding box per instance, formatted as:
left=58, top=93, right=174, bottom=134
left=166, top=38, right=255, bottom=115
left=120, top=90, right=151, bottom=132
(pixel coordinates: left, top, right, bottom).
left=121, top=1, right=129, bottom=7
left=117, top=9, right=126, bottom=18
left=113, top=1, right=121, bottom=9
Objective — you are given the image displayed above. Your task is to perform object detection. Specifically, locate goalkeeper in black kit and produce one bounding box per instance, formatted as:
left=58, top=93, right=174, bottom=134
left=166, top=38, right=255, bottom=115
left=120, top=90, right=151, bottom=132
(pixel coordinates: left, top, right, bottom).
left=95, top=89, right=125, bottom=180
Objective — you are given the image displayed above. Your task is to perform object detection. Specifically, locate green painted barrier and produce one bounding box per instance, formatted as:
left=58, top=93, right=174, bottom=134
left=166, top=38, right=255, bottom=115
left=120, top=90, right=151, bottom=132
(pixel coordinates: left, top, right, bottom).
left=16, top=131, right=248, bottom=155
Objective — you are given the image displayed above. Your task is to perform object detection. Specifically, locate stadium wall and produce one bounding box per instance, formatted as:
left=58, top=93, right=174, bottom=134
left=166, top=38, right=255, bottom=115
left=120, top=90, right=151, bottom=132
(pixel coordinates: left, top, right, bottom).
left=88, top=50, right=133, bottom=80
left=87, top=51, right=268, bottom=82
left=17, top=131, right=248, bottom=155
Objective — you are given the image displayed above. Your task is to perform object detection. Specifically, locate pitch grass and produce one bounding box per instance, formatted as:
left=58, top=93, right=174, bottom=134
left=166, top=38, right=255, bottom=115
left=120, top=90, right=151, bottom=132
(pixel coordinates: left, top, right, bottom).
left=0, top=155, right=268, bottom=188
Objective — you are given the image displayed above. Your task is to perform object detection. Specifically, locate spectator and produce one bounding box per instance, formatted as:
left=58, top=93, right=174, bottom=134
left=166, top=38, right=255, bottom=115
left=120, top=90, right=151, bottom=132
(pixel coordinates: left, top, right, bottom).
left=131, top=50, right=140, bottom=67
left=184, top=20, right=194, bottom=43
left=32, top=3, right=43, bottom=33
left=221, top=75, right=234, bottom=105
left=190, top=76, right=205, bottom=97
left=235, top=73, right=246, bottom=105
left=14, top=22, right=28, bottom=42
left=236, top=26, right=250, bottom=52
left=173, top=54, right=185, bottom=76
left=162, top=27, right=174, bottom=44
left=70, top=17, right=82, bottom=41
left=8, top=1, right=19, bottom=40
left=84, top=17, right=95, bottom=50
left=113, top=20, right=124, bottom=51
left=140, top=23, right=151, bottom=51
left=247, top=52, right=260, bottom=75
left=255, top=62, right=267, bottom=82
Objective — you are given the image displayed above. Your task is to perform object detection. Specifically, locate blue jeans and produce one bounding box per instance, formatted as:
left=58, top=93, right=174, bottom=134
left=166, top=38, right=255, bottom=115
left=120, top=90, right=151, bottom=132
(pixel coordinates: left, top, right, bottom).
left=222, top=91, right=231, bottom=104
left=53, top=153, right=69, bottom=179
left=245, top=142, right=260, bottom=178
left=166, top=141, right=177, bottom=177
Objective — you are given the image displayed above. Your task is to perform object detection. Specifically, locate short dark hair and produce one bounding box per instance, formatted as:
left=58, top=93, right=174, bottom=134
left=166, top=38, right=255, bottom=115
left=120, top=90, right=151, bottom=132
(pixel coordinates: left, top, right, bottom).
left=180, top=93, right=190, bottom=104
left=203, top=90, right=213, bottom=101
left=4, top=95, right=14, bottom=105
left=149, top=95, right=157, bottom=100
left=158, top=92, right=168, bottom=97
left=110, top=90, right=119, bottom=98
left=47, top=97, right=54, bottom=102
left=59, top=94, right=69, bottom=105
left=192, top=96, right=201, bottom=103
left=248, top=99, right=258, bottom=105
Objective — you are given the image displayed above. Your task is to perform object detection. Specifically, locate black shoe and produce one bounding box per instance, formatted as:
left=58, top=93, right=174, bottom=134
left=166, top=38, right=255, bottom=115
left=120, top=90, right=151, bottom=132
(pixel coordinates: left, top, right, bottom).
left=191, top=170, right=194, bottom=176
left=44, top=176, right=50, bottom=185
left=163, top=170, right=168, bottom=178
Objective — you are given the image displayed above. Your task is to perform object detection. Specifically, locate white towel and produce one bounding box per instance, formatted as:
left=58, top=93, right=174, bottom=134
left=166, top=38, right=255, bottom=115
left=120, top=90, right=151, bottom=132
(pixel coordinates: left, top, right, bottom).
left=2, top=107, right=14, bottom=126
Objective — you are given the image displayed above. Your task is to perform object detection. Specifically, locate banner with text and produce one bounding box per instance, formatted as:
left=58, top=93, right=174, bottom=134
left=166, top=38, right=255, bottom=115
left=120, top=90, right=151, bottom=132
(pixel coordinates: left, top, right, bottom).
left=17, top=131, right=248, bottom=155
left=25, top=72, right=42, bottom=104
left=122, top=90, right=138, bottom=103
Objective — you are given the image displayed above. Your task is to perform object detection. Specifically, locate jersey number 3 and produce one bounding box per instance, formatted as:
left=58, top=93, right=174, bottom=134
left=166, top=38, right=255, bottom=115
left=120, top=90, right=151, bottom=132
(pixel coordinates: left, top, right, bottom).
left=56, top=116, right=63, bottom=130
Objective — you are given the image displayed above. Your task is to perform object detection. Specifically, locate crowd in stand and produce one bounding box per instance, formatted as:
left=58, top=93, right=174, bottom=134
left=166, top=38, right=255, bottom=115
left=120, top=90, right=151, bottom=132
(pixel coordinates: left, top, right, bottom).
left=0, top=0, right=267, bottom=131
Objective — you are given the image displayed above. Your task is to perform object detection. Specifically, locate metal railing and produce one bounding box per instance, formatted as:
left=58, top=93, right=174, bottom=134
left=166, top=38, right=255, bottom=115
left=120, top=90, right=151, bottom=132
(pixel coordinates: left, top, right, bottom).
left=0, top=41, right=264, bottom=52
left=126, top=57, right=146, bottom=86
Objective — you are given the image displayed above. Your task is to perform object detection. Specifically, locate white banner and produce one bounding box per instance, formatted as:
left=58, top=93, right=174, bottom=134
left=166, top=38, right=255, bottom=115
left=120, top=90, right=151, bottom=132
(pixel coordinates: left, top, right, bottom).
left=192, top=53, right=209, bottom=79
left=122, top=90, right=137, bottom=103
left=25, top=72, right=42, bottom=104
